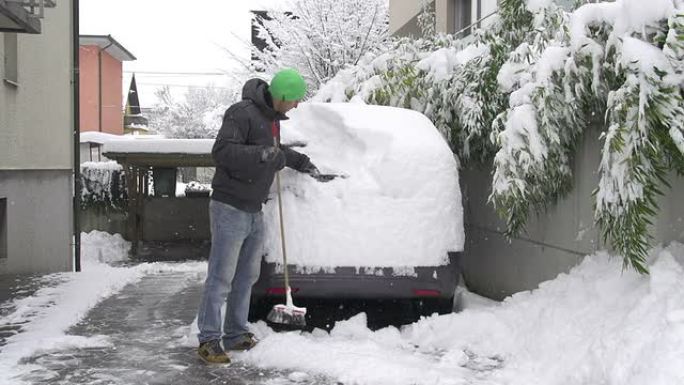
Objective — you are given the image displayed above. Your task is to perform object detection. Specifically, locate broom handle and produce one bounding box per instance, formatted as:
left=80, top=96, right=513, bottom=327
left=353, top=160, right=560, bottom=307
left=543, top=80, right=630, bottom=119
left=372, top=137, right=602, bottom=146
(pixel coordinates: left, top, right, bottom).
left=272, top=126, right=292, bottom=306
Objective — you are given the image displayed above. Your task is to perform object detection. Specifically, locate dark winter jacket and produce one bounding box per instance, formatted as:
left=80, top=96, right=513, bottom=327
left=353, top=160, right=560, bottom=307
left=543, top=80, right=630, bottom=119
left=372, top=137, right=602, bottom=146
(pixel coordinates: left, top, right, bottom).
left=211, top=78, right=311, bottom=213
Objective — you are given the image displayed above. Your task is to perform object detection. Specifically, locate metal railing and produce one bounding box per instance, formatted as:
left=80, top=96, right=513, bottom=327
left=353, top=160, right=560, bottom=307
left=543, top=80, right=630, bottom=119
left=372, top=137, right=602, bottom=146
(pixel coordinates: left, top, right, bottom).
left=4, top=0, right=56, bottom=19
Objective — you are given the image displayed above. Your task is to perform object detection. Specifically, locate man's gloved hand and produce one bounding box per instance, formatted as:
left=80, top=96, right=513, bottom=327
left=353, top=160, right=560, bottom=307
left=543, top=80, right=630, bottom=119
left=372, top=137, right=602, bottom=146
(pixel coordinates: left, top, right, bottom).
left=261, top=146, right=286, bottom=171
left=301, top=161, right=336, bottom=182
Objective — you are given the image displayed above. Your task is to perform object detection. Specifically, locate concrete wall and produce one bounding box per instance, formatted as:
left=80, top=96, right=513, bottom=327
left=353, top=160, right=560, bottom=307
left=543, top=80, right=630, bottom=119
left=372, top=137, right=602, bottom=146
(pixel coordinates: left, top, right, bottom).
left=461, top=130, right=684, bottom=300
left=0, top=3, right=73, bottom=170
left=79, top=205, right=126, bottom=236
left=389, top=0, right=423, bottom=36
left=142, top=197, right=210, bottom=242
left=79, top=143, right=110, bottom=163
left=0, top=1, right=74, bottom=274
left=0, top=170, right=73, bottom=273
left=79, top=46, right=124, bottom=134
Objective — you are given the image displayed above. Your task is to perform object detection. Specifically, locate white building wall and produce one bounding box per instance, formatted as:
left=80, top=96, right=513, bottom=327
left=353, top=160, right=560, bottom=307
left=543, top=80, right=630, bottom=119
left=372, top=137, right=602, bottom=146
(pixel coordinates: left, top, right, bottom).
left=0, top=1, right=73, bottom=170
left=0, top=0, right=75, bottom=274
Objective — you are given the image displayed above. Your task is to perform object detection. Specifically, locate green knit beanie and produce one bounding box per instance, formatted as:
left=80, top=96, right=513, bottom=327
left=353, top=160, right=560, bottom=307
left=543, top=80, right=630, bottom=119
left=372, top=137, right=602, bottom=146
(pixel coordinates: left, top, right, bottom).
left=269, top=68, right=307, bottom=101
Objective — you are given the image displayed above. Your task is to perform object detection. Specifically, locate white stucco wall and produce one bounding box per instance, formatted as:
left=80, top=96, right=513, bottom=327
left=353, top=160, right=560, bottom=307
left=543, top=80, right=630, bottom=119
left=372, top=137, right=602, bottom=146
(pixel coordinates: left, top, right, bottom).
left=391, top=0, right=501, bottom=36
left=0, top=0, right=73, bottom=170
left=389, top=0, right=423, bottom=35
left=0, top=1, right=75, bottom=274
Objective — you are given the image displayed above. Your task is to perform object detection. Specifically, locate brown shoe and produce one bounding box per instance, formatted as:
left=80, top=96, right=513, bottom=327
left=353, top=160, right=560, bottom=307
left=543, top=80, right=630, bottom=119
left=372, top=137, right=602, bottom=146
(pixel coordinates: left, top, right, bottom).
left=198, top=340, right=231, bottom=364
left=225, top=332, right=259, bottom=351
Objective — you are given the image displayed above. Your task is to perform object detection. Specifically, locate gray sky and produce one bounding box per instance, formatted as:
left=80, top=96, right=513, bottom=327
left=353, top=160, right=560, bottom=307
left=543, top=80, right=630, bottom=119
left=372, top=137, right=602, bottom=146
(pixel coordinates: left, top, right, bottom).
left=80, top=0, right=287, bottom=107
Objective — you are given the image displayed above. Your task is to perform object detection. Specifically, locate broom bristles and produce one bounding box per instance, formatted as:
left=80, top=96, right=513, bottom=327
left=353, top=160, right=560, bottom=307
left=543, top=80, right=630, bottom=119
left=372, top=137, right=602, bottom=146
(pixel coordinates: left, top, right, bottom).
left=267, top=304, right=307, bottom=327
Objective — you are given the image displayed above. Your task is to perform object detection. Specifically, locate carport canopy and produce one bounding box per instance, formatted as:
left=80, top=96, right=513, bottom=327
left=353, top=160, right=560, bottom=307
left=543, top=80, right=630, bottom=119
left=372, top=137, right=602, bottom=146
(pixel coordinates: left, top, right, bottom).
left=102, top=139, right=215, bottom=253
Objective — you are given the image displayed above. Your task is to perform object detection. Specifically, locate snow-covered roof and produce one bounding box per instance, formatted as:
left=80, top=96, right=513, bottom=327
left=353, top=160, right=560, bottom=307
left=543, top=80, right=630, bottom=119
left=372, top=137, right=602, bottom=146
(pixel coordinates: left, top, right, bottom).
left=263, top=102, right=464, bottom=271
left=103, top=139, right=214, bottom=155
left=80, top=131, right=134, bottom=145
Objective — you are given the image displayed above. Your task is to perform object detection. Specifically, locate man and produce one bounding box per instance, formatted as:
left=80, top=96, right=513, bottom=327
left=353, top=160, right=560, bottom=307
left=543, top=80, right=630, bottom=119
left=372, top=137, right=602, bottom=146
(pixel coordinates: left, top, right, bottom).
left=196, top=68, right=322, bottom=363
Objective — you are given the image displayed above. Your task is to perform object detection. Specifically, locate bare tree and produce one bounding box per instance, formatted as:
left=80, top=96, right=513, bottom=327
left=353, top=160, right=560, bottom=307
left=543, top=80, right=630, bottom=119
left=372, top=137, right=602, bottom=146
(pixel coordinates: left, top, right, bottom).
left=149, top=85, right=239, bottom=139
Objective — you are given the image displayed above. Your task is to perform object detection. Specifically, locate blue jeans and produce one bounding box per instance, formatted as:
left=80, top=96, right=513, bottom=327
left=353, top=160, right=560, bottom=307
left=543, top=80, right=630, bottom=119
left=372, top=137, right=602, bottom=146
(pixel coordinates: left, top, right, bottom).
left=197, top=200, right=264, bottom=346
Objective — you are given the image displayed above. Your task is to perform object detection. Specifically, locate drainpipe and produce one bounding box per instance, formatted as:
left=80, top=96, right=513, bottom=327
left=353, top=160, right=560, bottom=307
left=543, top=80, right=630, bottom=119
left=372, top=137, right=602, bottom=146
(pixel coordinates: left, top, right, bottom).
left=73, top=0, right=81, bottom=272
left=97, top=38, right=114, bottom=132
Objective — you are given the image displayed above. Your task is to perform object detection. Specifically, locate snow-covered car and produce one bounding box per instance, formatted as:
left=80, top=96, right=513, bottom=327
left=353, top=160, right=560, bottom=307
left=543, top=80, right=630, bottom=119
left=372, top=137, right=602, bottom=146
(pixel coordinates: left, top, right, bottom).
left=251, top=103, right=464, bottom=316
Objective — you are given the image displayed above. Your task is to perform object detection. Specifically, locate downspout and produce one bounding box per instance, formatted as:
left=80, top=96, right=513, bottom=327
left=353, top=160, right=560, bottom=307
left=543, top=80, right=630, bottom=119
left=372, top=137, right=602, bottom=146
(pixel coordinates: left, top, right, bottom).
left=73, top=0, right=81, bottom=272
left=97, top=39, right=114, bottom=132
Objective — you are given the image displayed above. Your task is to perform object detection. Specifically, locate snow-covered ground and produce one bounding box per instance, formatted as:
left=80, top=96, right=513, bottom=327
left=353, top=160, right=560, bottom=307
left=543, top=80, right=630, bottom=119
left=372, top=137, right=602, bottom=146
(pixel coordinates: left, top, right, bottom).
left=0, top=231, right=206, bottom=385
left=2, top=233, right=683, bottom=385
left=231, top=243, right=684, bottom=385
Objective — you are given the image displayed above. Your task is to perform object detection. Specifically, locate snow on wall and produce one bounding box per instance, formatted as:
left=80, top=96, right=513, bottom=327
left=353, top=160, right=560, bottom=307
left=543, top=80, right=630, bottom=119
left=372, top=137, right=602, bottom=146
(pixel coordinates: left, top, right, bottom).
left=263, top=103, right=464, bottom=273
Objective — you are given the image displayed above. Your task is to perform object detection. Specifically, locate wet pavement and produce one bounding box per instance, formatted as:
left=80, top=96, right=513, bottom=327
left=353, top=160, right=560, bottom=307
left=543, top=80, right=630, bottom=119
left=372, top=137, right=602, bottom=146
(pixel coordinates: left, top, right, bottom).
left=0, top=273, right=64, bottom=349
left=7, top=271, right=337, bottom=385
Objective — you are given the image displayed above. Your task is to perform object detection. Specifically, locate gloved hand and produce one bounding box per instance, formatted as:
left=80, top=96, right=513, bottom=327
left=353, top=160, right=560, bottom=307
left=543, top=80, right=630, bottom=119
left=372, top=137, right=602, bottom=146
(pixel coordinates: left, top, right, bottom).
left=261, top=146, right=286, bottom=171
left=301, top=161, right=336, bottom=182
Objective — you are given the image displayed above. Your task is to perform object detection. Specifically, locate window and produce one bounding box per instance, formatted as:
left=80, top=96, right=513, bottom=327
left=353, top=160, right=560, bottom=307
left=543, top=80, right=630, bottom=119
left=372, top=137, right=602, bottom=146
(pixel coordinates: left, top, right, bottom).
left=3, top=32, right=18, bottom=86
left=0, top=198, right=7, bottom=260
left=453, top=0, right=473, bottom=36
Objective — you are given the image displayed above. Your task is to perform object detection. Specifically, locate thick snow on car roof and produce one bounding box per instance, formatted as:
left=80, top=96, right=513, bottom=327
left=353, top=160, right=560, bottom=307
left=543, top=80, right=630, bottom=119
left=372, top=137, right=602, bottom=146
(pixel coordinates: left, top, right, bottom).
left=263, top=103, right=464, bottom=274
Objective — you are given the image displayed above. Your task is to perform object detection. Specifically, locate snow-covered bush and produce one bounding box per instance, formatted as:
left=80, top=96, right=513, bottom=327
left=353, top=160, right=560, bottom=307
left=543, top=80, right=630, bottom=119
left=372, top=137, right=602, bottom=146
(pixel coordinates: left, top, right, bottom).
left=80, top=161, right=126, bottom=209
left=253, top=0, right=389, bottom=94
left=316, top=0, right=684, bottom=273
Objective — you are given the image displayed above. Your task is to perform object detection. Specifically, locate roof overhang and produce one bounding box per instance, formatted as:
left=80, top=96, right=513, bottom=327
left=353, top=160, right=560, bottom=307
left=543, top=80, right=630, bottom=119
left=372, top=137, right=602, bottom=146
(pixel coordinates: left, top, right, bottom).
left=79, top=34, right=137, bottom=61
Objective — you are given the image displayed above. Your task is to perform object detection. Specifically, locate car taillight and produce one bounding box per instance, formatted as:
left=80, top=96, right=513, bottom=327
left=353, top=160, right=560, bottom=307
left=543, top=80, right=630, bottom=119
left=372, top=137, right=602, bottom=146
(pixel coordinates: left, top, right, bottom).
left=413, top=289, right=441, bottom=297
left=266, top=287, right=300, bottom=295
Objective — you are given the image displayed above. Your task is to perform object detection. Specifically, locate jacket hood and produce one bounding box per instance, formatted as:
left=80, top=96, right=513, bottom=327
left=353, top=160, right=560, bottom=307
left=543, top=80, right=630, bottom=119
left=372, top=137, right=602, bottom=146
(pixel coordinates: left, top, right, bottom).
left=241, top=78, right=288, bottom=120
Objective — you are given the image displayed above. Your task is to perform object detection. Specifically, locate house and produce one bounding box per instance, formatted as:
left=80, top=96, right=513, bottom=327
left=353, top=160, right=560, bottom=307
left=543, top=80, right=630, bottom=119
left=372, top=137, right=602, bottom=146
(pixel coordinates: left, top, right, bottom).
left=389, top=0, right=499, bottom=38
left=123, top=73, right=149, bottom=135
left=0, top=0, right=75, bottom=273
left=79, top=34, right=135, bottom=135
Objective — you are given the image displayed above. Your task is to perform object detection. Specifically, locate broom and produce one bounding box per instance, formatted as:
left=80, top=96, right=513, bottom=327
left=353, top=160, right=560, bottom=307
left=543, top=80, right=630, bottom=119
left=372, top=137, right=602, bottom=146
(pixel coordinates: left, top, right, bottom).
left=266, top=127, right=307, bottom=328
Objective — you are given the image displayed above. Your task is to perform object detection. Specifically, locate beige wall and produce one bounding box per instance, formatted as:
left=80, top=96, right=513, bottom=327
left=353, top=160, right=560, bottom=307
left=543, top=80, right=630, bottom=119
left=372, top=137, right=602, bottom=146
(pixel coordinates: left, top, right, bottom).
left=0, top=1, right=74, bottom=274
left=390, top=0, right=500, bottom=37
left=461, top=128, right=684, bottom=299
left=0, top=170, right=74, bottom=273
left=0, top=0, right=74, bottom=170
left=389, top=0, right=423, bottom=35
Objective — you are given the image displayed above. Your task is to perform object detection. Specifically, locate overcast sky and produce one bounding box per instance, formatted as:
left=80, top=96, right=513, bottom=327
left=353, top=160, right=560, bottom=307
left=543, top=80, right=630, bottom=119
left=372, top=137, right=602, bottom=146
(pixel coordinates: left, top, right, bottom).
left=79, top=0, right=288, bottom=107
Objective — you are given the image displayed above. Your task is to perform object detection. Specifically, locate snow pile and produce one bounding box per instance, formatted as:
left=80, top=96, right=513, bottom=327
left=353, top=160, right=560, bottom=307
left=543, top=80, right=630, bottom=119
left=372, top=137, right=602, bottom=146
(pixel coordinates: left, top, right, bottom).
left=81, top=230, right=131, bottom=264
left=313, top=52, right=394, bottom=103
left=417, top=44, right=489, bottom=82
left=263, top=103, right=464, bottom=273
left=0, top=232, right=206, bottom=385
left=570, top=0, right=675, bottom=50
left=103, top=139, right=214, bottom=155
left=241, top=243, right=684, bottom=385
left=80, top=160, right=122, bottom=171
left=80, top=131, right=132, bottom=144
left=525, top=0, right=554, bottom=12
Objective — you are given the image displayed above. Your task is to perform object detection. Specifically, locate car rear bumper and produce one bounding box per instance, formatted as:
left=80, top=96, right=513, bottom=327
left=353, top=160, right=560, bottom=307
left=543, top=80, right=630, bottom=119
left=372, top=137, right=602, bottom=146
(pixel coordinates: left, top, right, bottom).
left=252, top=252, right=461, bottom=300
